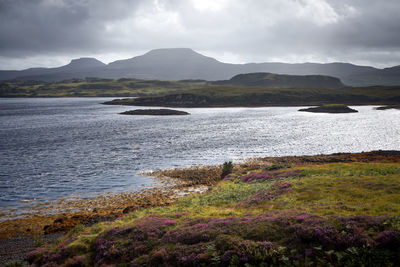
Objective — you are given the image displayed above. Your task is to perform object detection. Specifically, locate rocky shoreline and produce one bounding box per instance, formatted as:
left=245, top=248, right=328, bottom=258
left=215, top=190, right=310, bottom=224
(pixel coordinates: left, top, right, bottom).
left=0, top=166, right=221, bottom=265
left=1, top=150, right=399, bottom=266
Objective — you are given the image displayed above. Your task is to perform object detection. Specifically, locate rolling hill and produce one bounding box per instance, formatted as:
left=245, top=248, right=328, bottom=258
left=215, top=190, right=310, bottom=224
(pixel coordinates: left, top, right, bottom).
left=104, top=85, right=400, bottom=107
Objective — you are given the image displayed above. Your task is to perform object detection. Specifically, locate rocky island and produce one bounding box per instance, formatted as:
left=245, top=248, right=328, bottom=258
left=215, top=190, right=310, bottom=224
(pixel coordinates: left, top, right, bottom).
left=375, top=105, right=400, bottom=110
left=119, top=109, right=190, bottom=116
left=298, top=104, right=358, bottom=113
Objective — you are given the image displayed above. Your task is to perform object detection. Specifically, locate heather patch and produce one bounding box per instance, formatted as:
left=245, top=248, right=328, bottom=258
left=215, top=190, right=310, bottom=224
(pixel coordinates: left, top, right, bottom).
left=28, top=213, right=400, bottom=266
left=238, top=182, right=293, bottom=206
left=225, top=168, right=301, bottom=183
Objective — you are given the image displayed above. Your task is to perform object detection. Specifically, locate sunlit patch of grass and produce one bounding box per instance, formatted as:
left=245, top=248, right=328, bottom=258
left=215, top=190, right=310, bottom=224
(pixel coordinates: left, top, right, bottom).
left=115, top=180, right=273, bottom=226
left=299, top=162, right=400, bottom=177
left=274, top=163, right=400, bottom=216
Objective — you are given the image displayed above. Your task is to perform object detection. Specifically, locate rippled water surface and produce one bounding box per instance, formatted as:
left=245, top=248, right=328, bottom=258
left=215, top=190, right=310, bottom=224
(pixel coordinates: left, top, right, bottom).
left=0, top=98, right=399, bottom=207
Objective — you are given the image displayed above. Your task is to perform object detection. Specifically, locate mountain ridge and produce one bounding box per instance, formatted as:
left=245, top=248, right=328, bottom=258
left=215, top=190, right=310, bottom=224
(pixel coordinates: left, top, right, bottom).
left=1, top=48, right=399, bottom=86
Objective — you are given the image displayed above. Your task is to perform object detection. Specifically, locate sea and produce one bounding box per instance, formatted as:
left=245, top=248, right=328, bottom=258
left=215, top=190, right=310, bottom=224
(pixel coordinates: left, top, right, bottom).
left=0, top=97, right=399, bottom=208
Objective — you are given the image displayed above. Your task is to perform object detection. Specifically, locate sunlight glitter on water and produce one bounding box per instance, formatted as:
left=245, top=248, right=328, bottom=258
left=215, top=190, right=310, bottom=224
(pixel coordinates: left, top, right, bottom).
left=0, top=98, right=399, bottom=208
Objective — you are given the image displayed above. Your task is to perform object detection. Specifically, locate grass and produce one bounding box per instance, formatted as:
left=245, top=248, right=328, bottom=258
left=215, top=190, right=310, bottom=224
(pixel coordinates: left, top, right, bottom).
left=285, top=163, right=400, bottom=216
left=0, top=78, right=208, bottom=97
left=27, top=159, right=400, bottom=266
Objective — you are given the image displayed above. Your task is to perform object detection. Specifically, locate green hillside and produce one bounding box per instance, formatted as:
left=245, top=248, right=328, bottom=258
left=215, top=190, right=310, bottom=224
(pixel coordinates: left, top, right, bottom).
left=0, top=78, right=207, bottom=97
left=0, top=72, right=349, bottom=98
left=105, top=85, right=400, bottom=107
left=213, top=72, right=345, bottom=89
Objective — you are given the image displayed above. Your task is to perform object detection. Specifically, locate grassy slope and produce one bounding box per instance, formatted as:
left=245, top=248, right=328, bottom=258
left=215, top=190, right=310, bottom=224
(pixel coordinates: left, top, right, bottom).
left=106, top=85, right=400, bottom=107
left=27, top=154, right=400, bottom=266
left=2, top=78, right=400, bottom=108
left=0, top=78, right=207, bottom=97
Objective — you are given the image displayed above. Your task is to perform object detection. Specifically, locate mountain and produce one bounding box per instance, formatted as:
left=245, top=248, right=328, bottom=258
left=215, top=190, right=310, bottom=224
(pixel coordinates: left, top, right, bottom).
left=0, top=58, right=106, bottom=82
left=344, top=65, right=400, bottom=86
left=1, top=48, right=400, bottom=86
left=213, top=72, right=345, bottom=89
left=106, top=48, right=238, bottom=80
left=57, top=58, right=106, bottom=71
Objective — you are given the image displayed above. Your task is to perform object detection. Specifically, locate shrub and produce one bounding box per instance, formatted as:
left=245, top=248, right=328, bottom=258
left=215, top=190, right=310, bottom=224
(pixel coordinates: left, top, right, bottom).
left=221, top=161, right=233, bottom=179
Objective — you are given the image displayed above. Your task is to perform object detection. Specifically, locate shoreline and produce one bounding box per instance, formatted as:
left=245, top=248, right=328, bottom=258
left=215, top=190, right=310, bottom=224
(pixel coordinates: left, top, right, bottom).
left=0, top=166, right=221, bottom=265
left=0, top=163, right=226, bottom=238
left=0, top=174, right=214, bottom=240
left=1, top=96, right=395, bottom=106
left=1, top=150, right=399, bottom=265
left=2, top=150, right=400, bottom=240
left=103, top=101, right=398, bottom=108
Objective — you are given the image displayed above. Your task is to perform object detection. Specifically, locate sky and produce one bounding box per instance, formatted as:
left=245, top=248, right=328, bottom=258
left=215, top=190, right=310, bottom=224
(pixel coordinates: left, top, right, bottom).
left=1, top=0, right=400, bottom=70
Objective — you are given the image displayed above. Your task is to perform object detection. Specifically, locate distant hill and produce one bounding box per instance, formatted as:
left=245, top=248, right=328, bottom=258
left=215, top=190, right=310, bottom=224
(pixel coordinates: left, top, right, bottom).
left=0, top=72, right=346, bottom=97
left=213, top=72, right=345, bottom=89
left=1, top=48, right=400, bottom=86
left=0, top=77, right=207, bottom=97
left=104, top=85, right=400, bottom=107
left=0, top=58, right=106, bottom=82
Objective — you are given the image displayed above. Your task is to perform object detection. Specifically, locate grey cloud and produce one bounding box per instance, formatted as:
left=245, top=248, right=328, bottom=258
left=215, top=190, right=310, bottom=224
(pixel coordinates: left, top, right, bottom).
left=0, top=0, right=400, bottom=69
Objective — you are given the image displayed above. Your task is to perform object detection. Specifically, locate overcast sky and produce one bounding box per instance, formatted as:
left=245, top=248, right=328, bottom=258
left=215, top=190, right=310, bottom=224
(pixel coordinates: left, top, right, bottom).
left=1, top=0, right=400, bottom=70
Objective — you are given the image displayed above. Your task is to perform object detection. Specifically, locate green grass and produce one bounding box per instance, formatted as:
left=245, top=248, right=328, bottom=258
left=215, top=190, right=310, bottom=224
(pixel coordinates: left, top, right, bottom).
left=0, top=78, right=208, bottom=97
left=285, top=163, right=400, bottom=216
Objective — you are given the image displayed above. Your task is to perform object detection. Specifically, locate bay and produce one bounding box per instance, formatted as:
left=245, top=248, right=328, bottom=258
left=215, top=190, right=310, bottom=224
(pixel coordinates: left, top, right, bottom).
left=0, top=98, right=399, bottom=208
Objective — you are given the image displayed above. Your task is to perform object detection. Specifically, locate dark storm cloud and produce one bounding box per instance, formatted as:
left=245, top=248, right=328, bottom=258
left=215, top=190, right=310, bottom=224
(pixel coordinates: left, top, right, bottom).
left=0, top=0, right=400, bottom=69
left=0, top=0, right=141, bottom=56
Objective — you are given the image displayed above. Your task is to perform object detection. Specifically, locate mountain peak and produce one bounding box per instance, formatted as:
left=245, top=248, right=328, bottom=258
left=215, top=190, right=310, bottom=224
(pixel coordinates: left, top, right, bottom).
left=145, top=48, right=196, bottom=55
left=108, top=48, right=220, bottom=72
left=64, top=57, right=106, bottom=70
left=141, top=48, right=215, bottom=61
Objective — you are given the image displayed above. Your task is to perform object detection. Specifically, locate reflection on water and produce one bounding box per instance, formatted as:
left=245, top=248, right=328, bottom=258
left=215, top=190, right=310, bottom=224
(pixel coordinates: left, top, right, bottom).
left=0, top=98, right=399, bottom=207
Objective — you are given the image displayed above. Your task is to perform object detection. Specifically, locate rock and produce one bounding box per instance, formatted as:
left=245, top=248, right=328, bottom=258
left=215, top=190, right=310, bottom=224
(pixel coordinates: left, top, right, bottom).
left=119, top=109, right=190, bottom=116
left=53, top=218, right=63, bottom=224
left=122, top=206, right=135, bottom=214
left=298, top=104, right=358, bottom=113
left=375, top=105, right=400, bottom=110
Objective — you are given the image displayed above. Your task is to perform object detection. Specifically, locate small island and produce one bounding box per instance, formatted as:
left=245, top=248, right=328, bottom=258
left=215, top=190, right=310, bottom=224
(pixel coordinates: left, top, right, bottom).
left=375, top=105, right=400, bottom=110
left=119, top=109, right=190, bottom=116
left=298, top=104, right=358, bottom=113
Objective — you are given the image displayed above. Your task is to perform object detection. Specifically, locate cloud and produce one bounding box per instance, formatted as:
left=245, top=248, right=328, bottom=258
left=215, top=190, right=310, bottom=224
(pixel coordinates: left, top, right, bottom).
left=0, top=0, right=399, bottom=69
